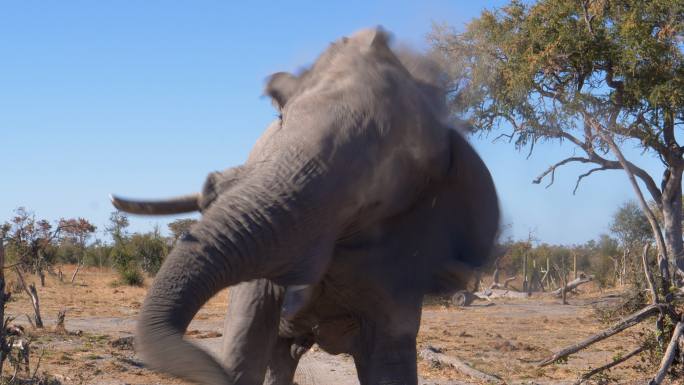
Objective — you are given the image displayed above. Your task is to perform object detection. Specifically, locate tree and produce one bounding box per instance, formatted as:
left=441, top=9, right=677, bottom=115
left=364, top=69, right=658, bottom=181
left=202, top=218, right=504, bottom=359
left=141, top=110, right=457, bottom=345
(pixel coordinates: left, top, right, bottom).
left=167, top=218, right=197, bottom=244
left=3, top=208, right=66, bottom=284
left=57, top=218, right=96, bottom=283
left=105, top=211, right=129, bottom=243
left=431, top=0, right=684, bottom=278
left=611, top=201, right=654, bottom=248
left=129, top=226, right=168, bottom=275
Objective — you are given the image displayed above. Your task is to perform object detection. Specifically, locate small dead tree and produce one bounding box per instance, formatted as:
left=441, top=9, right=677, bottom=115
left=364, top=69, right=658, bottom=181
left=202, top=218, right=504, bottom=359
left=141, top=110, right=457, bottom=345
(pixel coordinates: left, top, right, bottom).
left=70, top=261, right=83, bottom=284
left=553, top=261, right=569, bottom=305
left=14, top=268, right=42, bottom=328
left=489, top=256, right=517, bottom=290
left=55, top=309, right=66, bottom=333
left=0, top=235, right=11, bottom=378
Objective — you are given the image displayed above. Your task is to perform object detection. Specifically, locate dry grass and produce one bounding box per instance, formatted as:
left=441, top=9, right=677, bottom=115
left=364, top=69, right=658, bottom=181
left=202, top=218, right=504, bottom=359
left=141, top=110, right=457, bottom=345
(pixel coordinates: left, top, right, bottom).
left=1, top=267, right=681, bottom=384
left=4, top=266, right=229, bottom=384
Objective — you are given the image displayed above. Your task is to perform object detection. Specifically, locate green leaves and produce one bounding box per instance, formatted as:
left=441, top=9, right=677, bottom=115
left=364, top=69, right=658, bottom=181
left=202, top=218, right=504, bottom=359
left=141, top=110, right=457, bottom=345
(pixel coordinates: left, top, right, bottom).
left=431, top=0, right=684, bottom=156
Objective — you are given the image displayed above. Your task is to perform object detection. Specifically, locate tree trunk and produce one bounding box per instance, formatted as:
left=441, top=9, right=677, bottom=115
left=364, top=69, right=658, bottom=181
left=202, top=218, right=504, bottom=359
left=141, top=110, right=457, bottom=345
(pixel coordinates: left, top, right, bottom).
left=661, top=166, right=684, bottom=280
left=522, top=253, right=528, bottom=292
left=620, top=249, right=627, bottom=286
left=0, top=240, right=7, bottom=377
left=70, top=261, right=83, bottom=284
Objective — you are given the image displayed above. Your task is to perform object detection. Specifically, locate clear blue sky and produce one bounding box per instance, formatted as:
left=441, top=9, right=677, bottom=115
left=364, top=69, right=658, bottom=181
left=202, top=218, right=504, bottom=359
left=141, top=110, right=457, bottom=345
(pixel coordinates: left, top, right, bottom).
left=0, top=1, right=664, bottom=245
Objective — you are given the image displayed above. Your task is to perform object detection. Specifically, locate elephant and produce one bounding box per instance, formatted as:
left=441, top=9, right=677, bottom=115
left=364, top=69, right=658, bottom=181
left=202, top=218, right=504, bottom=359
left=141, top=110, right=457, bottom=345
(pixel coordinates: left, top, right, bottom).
left=111, top=27, right=499, bottom=385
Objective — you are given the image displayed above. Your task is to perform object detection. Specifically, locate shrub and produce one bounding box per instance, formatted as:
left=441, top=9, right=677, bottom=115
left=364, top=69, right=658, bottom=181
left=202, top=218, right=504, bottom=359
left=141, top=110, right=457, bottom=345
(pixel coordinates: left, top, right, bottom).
left=118, top=268, right=144, bottom=287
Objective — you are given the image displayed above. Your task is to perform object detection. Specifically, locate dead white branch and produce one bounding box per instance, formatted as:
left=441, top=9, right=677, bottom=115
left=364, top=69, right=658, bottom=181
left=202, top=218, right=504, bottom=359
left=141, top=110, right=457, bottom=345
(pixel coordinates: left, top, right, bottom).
left=533, top=157, right=592, bottom=188
left=419, top=346, right=503, bottom=384
left=641, top=244, right=658, bottom=304
left=14, top=268, right=43, bottom=328
left=649, top=319, right=684, bottom=385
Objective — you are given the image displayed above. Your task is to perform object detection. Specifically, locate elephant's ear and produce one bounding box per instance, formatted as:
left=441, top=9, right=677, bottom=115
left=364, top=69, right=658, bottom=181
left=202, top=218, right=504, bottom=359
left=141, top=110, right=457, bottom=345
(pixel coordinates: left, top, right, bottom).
left=392, top=128, right=499, bottom=292
left=442, top=128, right=500, bottom=268
left=199, top=166, right=245, bottom=212
left=265, top=72, right=300, bottom=110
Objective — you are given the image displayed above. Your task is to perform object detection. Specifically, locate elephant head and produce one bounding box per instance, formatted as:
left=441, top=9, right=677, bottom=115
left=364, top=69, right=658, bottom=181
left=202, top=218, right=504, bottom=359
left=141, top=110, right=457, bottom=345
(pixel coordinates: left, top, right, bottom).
left=111, top=27, right=498, bottom=384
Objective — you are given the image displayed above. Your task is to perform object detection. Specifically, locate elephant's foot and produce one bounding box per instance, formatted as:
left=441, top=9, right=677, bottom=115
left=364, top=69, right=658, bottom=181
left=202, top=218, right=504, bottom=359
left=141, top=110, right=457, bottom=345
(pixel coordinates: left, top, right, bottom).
left=352, top=330, right=418, bottom=385
left=354, top=348, right=418, bottom=385
left=264, top=337, right=302, bottom=385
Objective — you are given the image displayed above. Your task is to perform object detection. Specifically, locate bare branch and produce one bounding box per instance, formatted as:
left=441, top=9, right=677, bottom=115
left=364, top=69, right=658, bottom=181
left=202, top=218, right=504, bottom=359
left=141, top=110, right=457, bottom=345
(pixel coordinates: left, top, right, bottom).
left=533, top=157, right=592, bottom=186
left=526, top=138, right=536, bottom=160
left=493, top=132, right=514, bottom=143
left=580, top=0, right=595, bottom=37
left=573, top=167, right=608, bottom=194
left=574, top=346, right=645, bottom=385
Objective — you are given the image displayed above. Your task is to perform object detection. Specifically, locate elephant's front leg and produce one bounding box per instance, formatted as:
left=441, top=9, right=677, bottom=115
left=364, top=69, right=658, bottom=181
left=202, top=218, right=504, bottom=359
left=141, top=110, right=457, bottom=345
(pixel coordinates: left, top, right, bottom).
left=352, top=324, right=419, bottom=385
left=263, top=335, right=313, bottom=385
left=222, top=279, right=284, bottom=384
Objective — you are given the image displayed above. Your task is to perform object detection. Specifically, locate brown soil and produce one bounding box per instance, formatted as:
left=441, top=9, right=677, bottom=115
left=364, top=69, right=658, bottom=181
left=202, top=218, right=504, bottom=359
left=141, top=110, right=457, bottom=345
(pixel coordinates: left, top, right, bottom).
left=2, top=267, right=680, bottom=384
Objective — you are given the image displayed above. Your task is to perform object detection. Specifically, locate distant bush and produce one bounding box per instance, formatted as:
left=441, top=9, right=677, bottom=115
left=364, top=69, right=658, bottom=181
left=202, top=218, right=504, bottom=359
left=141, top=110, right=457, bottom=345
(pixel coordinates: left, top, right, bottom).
left=118, top=268, right=144, bottom=287
left=128, top=231, right=167, bottom=275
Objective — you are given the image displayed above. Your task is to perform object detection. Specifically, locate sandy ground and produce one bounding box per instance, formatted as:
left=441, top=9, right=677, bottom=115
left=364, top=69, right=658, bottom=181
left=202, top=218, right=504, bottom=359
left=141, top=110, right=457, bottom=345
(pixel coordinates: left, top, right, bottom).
left=1, top=267, right=681, bottom=384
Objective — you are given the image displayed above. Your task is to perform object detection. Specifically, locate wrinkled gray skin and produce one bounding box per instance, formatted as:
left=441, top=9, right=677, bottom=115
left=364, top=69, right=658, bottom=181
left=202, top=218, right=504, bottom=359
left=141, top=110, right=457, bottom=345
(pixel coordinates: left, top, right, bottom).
left=113, top=28, right=499, bottom=385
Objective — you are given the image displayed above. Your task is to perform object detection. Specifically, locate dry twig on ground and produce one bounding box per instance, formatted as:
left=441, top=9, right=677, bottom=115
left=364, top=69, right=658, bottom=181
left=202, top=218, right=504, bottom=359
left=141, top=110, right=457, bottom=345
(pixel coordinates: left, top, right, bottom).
left=573, top=345, right=645, bottom=385
left=419, top=346, right=503, bottom=384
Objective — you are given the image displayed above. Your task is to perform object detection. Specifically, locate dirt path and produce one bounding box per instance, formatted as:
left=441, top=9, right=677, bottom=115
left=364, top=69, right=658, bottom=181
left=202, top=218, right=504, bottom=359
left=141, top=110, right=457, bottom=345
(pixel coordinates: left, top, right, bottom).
left=63, top=312, right=361, bottom=384
left=294, top=350, right=358, bottom=385
left=62, top=312, right=469, bottom=385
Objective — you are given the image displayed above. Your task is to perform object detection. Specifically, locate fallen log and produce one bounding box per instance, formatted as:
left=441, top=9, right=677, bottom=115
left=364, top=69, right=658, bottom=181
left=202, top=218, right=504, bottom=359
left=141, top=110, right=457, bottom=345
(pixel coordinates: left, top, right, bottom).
left=419, top=346, right=503, bottom=384
left=474, top=289, right=530, bottom=300
left=550, top=274, right=592, bottom=297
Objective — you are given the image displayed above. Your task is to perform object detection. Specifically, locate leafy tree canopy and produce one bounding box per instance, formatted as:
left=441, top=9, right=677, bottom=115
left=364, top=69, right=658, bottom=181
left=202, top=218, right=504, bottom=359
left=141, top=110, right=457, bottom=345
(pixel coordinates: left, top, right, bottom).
left=432, top=0, right=684, bottom=196
left=610, top=200, right=654, bottom=247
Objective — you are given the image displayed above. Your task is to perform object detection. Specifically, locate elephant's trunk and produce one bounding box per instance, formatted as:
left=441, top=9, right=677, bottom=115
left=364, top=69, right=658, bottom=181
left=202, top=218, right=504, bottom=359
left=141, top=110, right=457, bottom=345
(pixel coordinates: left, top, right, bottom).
left=136, top=188, right=279, bottom=384
left=135, top=166, right=333, bottom=384
left=136, top=229, right=237, bottom=382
